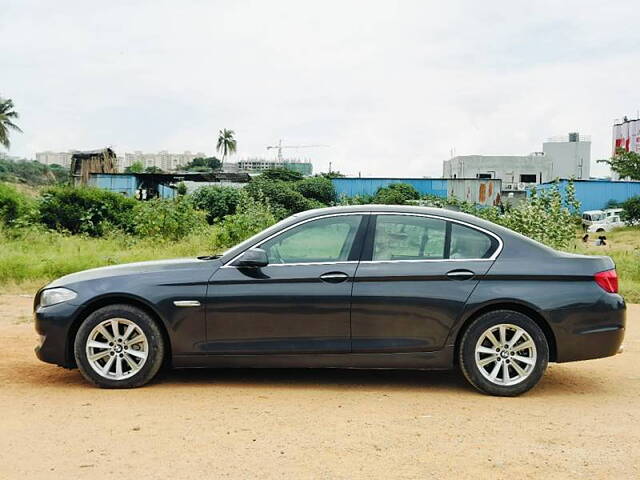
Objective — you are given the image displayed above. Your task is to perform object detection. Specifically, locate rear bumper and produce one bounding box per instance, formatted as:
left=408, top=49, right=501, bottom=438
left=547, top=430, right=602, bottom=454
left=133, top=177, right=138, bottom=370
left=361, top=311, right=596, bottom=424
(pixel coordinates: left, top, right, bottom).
left=34, top=302, right=81, bottom=368
left=553, top=293, right=626, bottom=363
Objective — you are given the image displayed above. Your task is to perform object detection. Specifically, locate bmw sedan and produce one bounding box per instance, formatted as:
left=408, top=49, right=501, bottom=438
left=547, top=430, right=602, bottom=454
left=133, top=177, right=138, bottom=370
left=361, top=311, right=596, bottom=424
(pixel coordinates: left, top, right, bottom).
left=34, top=205, right=626, bottom=396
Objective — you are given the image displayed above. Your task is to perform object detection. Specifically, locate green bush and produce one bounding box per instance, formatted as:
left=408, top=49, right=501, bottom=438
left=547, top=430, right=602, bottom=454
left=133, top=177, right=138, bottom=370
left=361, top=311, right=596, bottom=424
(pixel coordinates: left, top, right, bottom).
left=216, top=192, right=277, bottom=247
left=260, top=167, right=304, bottom=182
left=622, top=196, right=640, bottom=224
left=0, top=183, right=32, bottom=225
left=373, top=183, right=420, bottom=204
left=245, top=177, right=318, bottom=218
left=38, top=185, right=136, bottom=236
left=294, top=176, right=336, bottom=204
left=190, top=185, right=241, bottom=223
left=133, top=198, right=207, bottom=240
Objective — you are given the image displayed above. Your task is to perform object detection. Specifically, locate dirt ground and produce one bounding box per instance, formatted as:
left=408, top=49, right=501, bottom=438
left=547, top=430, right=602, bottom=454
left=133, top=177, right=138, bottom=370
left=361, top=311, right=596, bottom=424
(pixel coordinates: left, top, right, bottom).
left=0, top=295, right=638, bottom=479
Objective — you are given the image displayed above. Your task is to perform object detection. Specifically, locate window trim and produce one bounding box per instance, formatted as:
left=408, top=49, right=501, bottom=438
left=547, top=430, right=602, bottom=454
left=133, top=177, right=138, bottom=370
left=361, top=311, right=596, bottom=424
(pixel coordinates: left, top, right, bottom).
left=222, top=211, right=503, bottom=268
left=222, top=213, right=369, bottom=268
left=360, top=213, right=503, bottom=263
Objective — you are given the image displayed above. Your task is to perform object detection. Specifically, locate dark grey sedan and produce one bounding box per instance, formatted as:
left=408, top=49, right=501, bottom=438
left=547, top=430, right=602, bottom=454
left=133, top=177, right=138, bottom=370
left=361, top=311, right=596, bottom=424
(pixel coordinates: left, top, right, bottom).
left=34, top=205, right=625, bottom=396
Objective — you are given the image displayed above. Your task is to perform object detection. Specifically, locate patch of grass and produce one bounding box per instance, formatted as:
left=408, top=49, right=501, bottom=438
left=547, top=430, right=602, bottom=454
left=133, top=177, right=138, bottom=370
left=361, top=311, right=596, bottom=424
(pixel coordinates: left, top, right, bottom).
left=0, top=226, right=221, bottom=293
left=566, top=226, right=640, bottom=303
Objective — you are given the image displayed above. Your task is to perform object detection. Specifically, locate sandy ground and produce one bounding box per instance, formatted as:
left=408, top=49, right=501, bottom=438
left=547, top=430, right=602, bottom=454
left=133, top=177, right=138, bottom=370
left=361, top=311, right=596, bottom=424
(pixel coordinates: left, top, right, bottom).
left=0, top=295, right=638, bottom=480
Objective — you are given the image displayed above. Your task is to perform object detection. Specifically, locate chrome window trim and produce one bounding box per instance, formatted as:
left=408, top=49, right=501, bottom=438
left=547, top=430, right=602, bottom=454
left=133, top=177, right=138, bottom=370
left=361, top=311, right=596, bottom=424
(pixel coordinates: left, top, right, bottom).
left=221, top=210, right=503, bottom=268
left=221, top=213, right=368, bottom=268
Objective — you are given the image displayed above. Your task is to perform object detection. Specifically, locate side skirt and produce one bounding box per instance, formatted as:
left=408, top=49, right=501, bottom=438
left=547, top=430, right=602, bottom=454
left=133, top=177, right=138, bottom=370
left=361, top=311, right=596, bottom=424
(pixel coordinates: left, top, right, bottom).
left=172, top=346, right=455, bottom=370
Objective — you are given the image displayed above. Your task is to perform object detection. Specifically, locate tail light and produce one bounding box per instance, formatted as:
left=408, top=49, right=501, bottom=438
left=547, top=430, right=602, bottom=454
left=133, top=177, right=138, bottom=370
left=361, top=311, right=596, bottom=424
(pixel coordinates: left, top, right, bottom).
left=595, top=269, right=618, bottom=293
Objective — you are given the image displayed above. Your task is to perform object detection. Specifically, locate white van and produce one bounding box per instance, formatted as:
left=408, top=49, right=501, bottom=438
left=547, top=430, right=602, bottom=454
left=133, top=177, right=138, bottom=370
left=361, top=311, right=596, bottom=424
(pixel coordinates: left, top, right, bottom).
left=582, top=208, right=624, bottom=229
left=582, top=210, right=605, bottom=229
left=587, top=215, right=625, bottom=233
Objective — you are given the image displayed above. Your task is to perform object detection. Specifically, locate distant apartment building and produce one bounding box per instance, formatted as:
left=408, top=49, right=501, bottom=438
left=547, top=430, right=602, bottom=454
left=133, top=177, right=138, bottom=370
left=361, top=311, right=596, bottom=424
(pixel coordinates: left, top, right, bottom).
left=235, top=158, right=313, bottom=176
left=35, top=151, right=74, bottom=168
left=442, top=132, right=591, bottom=191
left=122, top=150, right=206, bottom=172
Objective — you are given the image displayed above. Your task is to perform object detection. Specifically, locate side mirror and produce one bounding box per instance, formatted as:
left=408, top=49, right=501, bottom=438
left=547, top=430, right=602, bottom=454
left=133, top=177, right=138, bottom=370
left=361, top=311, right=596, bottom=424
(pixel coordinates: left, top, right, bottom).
left=234, top=248, right=269, bottom=268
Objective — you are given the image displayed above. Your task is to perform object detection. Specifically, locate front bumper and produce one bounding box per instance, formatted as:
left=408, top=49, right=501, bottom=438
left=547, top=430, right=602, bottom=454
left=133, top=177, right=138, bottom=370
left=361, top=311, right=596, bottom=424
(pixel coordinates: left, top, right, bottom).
left=34, top=301, right=82, bottom=368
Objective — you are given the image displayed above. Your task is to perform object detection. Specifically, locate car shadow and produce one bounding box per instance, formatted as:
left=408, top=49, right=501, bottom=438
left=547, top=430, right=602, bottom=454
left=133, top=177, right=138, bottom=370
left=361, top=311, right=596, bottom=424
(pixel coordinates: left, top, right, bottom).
left=153, top=367, right=473, bottom=394
left=13, top=362, right=614, bottom=397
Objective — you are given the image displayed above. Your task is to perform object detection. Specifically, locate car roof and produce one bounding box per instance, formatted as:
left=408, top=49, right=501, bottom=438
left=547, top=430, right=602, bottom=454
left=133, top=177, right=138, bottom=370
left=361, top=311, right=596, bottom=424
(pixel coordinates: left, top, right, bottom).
left=292, top=204, right=501, bottom=229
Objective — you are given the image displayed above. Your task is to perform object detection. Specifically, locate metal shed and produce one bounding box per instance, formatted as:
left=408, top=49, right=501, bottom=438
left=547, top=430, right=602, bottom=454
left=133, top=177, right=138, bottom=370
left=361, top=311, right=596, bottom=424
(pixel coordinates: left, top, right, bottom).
left=535, top=179, right=640, bottom=212
left=447, top=178, right=502, bottom=206
left=332, top=178, right=448, bottom=198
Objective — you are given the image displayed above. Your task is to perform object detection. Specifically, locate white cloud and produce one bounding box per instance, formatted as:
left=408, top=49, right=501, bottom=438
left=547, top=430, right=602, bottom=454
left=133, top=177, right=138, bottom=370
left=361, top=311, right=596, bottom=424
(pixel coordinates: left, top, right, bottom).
left=1, top=0, right=638, bottom=177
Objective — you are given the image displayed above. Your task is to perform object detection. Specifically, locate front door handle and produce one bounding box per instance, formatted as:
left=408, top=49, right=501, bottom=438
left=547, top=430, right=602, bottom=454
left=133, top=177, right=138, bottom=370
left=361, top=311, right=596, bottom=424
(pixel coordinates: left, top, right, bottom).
left=320, top=272, right=349, bottom=283
left=446, top=269, right=475, bottom=280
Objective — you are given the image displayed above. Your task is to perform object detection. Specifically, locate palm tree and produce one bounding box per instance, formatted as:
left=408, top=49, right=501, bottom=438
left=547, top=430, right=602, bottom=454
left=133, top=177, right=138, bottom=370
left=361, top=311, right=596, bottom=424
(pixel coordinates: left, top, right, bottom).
left=0, top=97, right=23, bottom=149
left=216, top=129, right=237, bottom=165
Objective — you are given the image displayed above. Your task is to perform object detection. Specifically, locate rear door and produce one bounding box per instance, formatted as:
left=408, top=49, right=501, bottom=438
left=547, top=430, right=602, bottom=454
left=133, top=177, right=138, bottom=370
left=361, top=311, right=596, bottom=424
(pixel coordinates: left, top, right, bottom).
left=350, top=214, right=500, bottom=353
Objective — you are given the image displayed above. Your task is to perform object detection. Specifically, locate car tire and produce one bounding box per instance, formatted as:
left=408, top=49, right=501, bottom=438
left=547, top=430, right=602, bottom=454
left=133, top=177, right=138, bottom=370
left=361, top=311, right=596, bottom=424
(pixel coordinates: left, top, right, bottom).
left=459, top=310, right=549, bottom=397
left=74, top=304, right=165, bottom=389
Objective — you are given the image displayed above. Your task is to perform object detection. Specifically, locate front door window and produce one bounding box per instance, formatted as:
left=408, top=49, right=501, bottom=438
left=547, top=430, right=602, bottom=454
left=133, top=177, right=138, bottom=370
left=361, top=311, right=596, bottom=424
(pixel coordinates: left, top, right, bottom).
left=260, top=215, right=364, bottom=264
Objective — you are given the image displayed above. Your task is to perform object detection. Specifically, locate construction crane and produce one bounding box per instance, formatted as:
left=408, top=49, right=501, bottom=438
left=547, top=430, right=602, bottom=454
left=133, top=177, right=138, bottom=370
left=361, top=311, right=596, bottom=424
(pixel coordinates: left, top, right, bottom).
left=266, top=139, right=328, bottom=162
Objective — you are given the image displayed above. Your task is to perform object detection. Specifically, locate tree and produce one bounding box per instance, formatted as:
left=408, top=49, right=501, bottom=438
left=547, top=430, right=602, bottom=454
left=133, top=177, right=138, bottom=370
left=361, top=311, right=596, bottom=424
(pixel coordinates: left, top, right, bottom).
left=373, top=183, right=420, bottom=205
left=0, top=97, right=23, bottom=149
left=125, top=161, right=144, bottom=173
left=184, top=156, right=221, bottom=171
left=598, top=148, right=640, bottom=180
left=216, top=129, right=237, bottom=164
left=144, top=166, right=164, bottom=173
left=622, top=196, right=640, bottom=224
left=295, top=176, right=337, bottom=204
left=260, top=167, right=303, bottom=182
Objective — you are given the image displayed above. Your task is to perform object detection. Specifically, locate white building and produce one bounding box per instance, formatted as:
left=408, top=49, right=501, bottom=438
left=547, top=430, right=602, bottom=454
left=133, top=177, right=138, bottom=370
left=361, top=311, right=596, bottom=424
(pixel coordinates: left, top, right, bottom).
left=443, top=154, right=552, bottom=191
left=122, top=150, right=206, bottom=172
left=542, top=132, right=591, bottom=179
left=35, top=151, right=73, bottom=168
left=442, top=132, right=591, bottom=191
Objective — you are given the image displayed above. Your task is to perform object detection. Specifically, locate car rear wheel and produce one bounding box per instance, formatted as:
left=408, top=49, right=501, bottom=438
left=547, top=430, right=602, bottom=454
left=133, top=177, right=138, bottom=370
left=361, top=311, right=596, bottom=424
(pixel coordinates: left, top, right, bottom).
left=459, top=310, right=549, bottom=396
left=74, top=304, right=165, bottom=388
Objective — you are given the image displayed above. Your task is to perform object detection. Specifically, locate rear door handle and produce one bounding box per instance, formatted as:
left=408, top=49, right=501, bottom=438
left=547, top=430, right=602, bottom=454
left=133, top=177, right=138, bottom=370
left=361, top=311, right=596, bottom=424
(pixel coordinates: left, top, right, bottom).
left=446, top=269, right=475, bottom=280
left=320, top=272, right=349, bottom=283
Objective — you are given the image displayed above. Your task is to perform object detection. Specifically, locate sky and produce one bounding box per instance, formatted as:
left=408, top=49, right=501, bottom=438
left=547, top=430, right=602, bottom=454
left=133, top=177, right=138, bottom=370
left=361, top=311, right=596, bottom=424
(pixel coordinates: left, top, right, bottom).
left=2, top=0, right=639, bottom=177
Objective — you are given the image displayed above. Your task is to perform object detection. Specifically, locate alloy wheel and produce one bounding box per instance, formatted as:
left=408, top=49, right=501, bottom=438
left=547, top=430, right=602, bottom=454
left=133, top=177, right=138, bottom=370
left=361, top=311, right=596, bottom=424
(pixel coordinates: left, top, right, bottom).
left=85, top=318, right=149, bottom=380
left=474, top=323, right=537, bottom=386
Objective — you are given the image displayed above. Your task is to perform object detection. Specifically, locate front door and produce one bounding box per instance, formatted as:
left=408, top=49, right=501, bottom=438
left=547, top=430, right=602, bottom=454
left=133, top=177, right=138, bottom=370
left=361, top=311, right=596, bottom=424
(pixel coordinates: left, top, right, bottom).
left=351, top=214, right=499, bottom=353
left=205, top=214, right=368, bottom=354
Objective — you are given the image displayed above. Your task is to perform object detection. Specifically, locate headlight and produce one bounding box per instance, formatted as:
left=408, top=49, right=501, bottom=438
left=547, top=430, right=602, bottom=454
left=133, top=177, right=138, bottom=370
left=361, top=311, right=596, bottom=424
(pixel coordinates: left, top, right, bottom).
left=40, top=288, right=77, bottom=307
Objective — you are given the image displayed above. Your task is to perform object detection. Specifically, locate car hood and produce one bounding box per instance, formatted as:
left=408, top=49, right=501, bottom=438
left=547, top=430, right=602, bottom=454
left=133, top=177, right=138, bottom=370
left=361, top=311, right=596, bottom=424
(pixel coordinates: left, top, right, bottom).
left=46, top=258, right=216, bottom=288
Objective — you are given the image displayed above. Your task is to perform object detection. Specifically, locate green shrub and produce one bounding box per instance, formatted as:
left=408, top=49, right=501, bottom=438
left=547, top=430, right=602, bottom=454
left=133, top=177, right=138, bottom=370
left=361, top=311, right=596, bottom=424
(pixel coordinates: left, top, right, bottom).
left=373, top=183, right=420, bottom=204
left=294, top=176, right=336, bottom=204
left=245, top=177, right=318, bottom=218
left=622, top=196, right=640, bottom=224
left=260, top=167, right=304, bottom=182
left=38, top=185, right=136, bottom=236
left=133, top=198, right=207, bottom=240
left=0, top=183, right=32, bottom=225
left=190, top=185, right=241, bottom=223
left=216, top=192, right=277, bottom=247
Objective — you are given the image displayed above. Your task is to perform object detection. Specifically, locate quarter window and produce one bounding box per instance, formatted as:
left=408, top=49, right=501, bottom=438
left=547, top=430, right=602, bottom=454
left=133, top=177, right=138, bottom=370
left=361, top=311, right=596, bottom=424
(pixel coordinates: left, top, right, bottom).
left=372, top=215, right=446, bottom=261
left=450, top=223, right=495, bottom=259
left=260, top=215, right=363, bottom=264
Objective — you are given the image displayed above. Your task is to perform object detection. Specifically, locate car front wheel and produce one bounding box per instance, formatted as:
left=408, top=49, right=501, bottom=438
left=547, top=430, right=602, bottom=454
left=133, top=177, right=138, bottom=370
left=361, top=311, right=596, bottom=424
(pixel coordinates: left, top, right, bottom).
left=459, top=310, right=549, bottom=396
left=74, top=304, right=165, bottom=388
